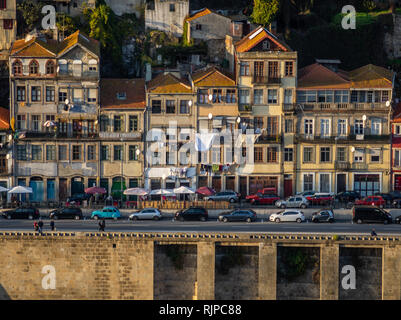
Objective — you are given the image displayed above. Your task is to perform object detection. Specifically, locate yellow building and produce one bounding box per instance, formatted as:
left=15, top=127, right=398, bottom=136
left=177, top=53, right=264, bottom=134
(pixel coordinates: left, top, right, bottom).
left=295, top=62, right=395, bottom=196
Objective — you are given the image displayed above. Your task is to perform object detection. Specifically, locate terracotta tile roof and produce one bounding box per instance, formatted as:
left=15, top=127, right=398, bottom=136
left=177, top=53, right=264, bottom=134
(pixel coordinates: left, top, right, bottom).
left=11, top=38, right=57, bottom=57
left=101, top=79, right=145, bottom=110
left=392, top=102, right=401, bottom=121
left=298, top=63, right=350, bottom=89
left=147, top=73, right=192, bottom=94
left=0, top=107, right=10, bottom=130
left=57, top=30, right=100, bottom=57
left=235, top=26, right=291, bottom=53
left=192, top=67, right=235, bottom=87
left=349, top=64, right=394, bottom=88
left=185, top=8, right=212, bottom=22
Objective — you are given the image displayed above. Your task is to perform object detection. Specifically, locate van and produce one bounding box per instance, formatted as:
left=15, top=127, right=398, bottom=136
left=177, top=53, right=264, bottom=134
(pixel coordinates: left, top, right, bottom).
left=352, top=205, right=392, bottom=224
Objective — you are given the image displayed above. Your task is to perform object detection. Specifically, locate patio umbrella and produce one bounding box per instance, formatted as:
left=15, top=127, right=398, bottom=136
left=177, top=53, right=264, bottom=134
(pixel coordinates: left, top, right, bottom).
left=8, top=186, right=33, bottom=194
left=150, top=189, right=175, bottom=196
left=123, top=188, right=149, bottom=196
left=85, top=186, right=107, bottom=194
left=43, top=120, right=56, bottom=128
left=173, top=186, right=195, bottom=194
left=196, top=186, right=215, bottom=196
left=0, top=186, right=9, bottom=192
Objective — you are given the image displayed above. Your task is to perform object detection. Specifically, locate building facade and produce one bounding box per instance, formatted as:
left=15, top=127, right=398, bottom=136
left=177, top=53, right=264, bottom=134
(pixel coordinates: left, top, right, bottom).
left=0, top=0, right=16, bottom=57
left=9, top=31, right=100, bottom=202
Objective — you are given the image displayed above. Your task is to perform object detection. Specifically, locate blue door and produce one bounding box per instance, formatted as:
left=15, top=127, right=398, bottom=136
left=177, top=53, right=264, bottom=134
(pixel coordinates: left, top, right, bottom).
left=47, top=179, right=55, bottom=201
left=30, top=180, right=44, bottom=202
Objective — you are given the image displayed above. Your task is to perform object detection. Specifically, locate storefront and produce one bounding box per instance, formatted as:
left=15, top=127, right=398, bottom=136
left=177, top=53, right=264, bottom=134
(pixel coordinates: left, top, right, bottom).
left=395, top=174, right=401, bottom=191
left=249, top=176, right=278, bottom=195
left=353, top=174, right=381, bottom=197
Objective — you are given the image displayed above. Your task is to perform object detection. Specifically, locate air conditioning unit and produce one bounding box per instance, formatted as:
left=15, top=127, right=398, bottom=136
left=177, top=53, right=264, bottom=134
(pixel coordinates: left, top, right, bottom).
left=356, top=134, right=364, bottom=140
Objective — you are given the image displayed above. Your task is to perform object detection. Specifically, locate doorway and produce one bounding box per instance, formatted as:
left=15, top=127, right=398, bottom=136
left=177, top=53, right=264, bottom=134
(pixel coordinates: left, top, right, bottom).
left=337, top=174, right=346, bottom=193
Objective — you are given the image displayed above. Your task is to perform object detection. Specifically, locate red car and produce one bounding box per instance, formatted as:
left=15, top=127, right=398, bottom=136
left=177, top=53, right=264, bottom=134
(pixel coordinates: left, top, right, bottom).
left=248, top=193, right=281, bottom=205
left=246, top=187, right=277, bottom=202
left=355, top=196, right=386, bottom=208
left=306, top=194, right=334, bottom=206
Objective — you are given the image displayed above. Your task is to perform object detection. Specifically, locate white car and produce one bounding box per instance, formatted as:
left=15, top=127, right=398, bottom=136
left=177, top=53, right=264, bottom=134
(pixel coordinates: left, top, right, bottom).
left=129, top=208, right=162, bottom=221
left=269, top=210, right=306, bottom=223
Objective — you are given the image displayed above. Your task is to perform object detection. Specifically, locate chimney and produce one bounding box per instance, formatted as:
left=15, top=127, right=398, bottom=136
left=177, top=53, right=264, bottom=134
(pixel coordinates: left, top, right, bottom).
left=145, top=63, right=152, bottom=81
left=52, top=26, right=59, bottom=42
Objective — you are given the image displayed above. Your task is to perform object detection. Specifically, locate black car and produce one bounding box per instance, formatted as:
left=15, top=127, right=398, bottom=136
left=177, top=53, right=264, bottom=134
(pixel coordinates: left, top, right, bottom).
left=393, top=198, right=401, bottom=208
left=67, top=193, right=91, bottom=204
left=175, top=207, right=208, bottom=221
left=336, top=191, right=361, bottom=203
left=49, top=207, right=83, bottom=220
left=311, top=209, right=334, bottom=223
left=218, top=209, right=257, bottom=223
left=352, top=205, right=392, bottom=224
left=2, top=207, right=40, bottom=220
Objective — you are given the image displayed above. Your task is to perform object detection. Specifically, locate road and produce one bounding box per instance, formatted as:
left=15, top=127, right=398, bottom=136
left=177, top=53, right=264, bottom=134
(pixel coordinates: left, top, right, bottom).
left=1, top=218, right=401, bottom=234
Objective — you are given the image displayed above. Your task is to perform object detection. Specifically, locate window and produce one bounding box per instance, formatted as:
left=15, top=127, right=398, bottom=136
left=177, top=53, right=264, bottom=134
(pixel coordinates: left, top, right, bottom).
left=334, top=90, right=349, bottom=103
left=88, top=145, right=95, bottom=161
left=89, top=66, right=97, bottom=72
left=226, top=89, right=236, bottom=103
left=169, top=3, right=175, bottom=11
left=267, top=147, right=277, bottom=162
left=152, top=100, right=161, bottom=113
left=320, top=119, right=330, bottom=137
left=88, top=88, right=96, bottom=102
left=129, top=115, right=138, bottom=131
left=58, top=145, right=67, bottom=161
left=337, top=147, right=346, bottom=162
left=147, top=0, right=155, bottom=10
left=113, top=115, right=122, bottom=132
left=285, top=61, right=294, bottom=76
left=266, top=117, right=278, bottom=135
left=17, top=145, right=27, bottom=161
left=371, top=149, right=380, bottom=163
left=87, top=120, right=95, bottom=136
left=32, top=145, right=42, bottom=161
left=129, top=145, right=139, bottom=161
left=350, top=91, right=358, bottom=103
left=45, top=115, right=55, bottom=132
left=31, top=115, right=40, bottom=131
left=284, top=148, right=293, bottom=162
left=254, top=117, right=263, bottom=129
left=240, top=62, right=250, bottom=76
left=320, top=147, right=331, bottom=162
left=12, top=60, right=22, bottom=75
left=46, top=61, right=55, bottom=74
left=254, top=89, right=263, bottom=104
left=395, top=125, right=401, bottom=135
left=354, top=148, right=364, bottom=162
left=267, top=89, right=278, bottom=104
left=382, top=91, right=389, bottom=102
left=16, top=115, right=26, bottom=130
left=320, top=174, right=330, bottom=193
left=29, top=60, right=39, bottom=74
left=17, top=86, right=25, bottom=101
left=338, top=119, right=347, bottom=136
left=303, top=147, right=313, bottom=163
left=3, top=19, right=12, bottom=29
left=254, top=147, right=263, bottom=163
left=303, top=174, right=313, bottom=191
left=166, top=100, right=175, bottom=113
left=58, top=89, right=67, bottom=103
left=195, top=24, right=202, bottom=30
left=31, top=86, right=41, bottom=102
left=239, top=89, right=250, bottom=104
left=354, top=120, right=364, bottom=135
left=46, top=86, right=55, bottom=102
left=262, top=40, right=269, bottom=50
left=371, top=118, right=381, bottom=135
left=285, top=119, right=293, bottom=133
left=268, top=61, right=279, bottom=78
left=254, top=61, right=264, bottom=82
left=72, top=145, right=81, bottom=160
left=304, top=119, right=313, bottom=136
left=212, top=89, right=222, bottom=103
left=179, top=100, right=189, bottom=114
left=318, top=90, right=334, bottom=102
left=284, top=89, right=293, bottom=104
left=46, top=145, right=56, bottom=161
left=0, top=0, right=6, bottom=9
left=395, top=150, right=401, bottom=167
left=101, top=145, right=109, bottom=160
left=100, top=116, right=109, bottom=132
left=114, top=145, right=123, bottom=161
left=73, top=88, right=83, bottom=103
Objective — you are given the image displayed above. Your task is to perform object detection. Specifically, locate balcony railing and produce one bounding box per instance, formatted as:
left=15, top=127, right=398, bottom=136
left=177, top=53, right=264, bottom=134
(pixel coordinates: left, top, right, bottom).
left=256, top=133, right=281, bottom=144
left=335, top=161, right=350, bottom=171
left=283, top=103, right=296, bottom=112
left=351, top=163, right=368, bottom=170
left=298, top=102, right=389, bottom=112
left=252, top=76, right=281, bottom=84
left=57, top=71, right=98, bottom=80
left=99, top=132, right=142, bottom=140
left=297, top=134, right=390, bottom=143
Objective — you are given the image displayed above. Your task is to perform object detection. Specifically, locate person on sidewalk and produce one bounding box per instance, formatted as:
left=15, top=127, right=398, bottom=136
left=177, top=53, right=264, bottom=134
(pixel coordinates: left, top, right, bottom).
left=38, top=219, right=44, bottom=234
left=99, top=219, right=106, bottom=232
left=50, top=220, right=55, bottom=231
left=371, top=228, right=377, bottom=237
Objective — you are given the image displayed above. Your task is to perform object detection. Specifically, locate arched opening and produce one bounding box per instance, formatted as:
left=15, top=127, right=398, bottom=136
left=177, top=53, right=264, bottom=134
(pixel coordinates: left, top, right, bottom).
left=29, top=177, right=44, bottom=202
left=46, top=60, right=55, bottom=74
left=111, top=176, right=126, bottom=202
left=12, top=60, right=22, bottom=75
left=29, top=60, right=39, bottom=75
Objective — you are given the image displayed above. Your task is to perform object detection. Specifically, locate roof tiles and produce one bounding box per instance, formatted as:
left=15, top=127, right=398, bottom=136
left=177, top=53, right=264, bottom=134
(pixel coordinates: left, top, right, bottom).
left=101, top=79, right=145, bottom=110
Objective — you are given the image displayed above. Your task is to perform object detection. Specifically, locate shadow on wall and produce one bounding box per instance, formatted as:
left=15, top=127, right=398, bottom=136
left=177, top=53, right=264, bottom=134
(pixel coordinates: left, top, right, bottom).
left=0, top=284, right=10, bottom=300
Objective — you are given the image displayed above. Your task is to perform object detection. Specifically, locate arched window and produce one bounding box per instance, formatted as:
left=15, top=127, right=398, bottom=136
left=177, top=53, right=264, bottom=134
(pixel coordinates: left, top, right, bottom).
left=46, top=60, right=55, bottom=74
left=12, top=60, right=22, bottom=75
left=29, top=60, right=39, bottom=74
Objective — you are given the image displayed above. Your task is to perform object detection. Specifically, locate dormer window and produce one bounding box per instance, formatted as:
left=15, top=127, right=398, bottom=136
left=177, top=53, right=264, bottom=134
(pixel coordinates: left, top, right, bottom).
left=262, top=40, right=270, bottom=50
left=46, top=60, right=55, bottom=74
left=117, top=92, right=126, bottom=100
left=29, top=60, right=39, bottom=74
left=12, top=60, right=22, bottom=75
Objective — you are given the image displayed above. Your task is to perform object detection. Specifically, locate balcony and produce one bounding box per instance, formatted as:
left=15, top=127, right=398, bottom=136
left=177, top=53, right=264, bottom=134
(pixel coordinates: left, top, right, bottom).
left=239, top=104, right=252, bottom=113
left=99, top=131, right=142, bottom=140
left=283, top=103, right=296, bottom=112
left=255, top=133, right=282, bottom=144
left=57, top=70, right=98, bottom=80
left=298, top=102, right=389, bottom=112
left=351, top=163, right=368, bottom=170
left=22, top=131, right=99, bottom=140
left=335, top=161, right=350, bottom=171
left=296, top=134, right=390, bottom=144
left=252, top=76, right=281, bottom=85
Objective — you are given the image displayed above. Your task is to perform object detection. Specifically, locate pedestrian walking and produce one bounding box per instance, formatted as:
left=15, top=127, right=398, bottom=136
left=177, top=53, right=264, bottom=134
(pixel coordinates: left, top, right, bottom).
left=50, top=220, right=55, bottom=231
left=38, top=219, right=44, bottom=234
left=99, top=219, right=106, bottom=232
left=33, top=221, right=38, bottom=232
left=371, top=228, right=377, bottom=237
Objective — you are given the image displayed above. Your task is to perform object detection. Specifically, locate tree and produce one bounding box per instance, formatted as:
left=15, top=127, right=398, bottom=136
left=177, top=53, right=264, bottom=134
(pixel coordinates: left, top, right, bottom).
left=56, top=13, right=77, bottom=37
left=251, top=0, right=280, bottom=26
left=17, top=0, right=44, bottom=32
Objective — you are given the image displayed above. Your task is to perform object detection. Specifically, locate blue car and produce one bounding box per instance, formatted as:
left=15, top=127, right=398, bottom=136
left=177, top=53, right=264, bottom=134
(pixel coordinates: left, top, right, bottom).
left=91, top=207, right=121, bottom=220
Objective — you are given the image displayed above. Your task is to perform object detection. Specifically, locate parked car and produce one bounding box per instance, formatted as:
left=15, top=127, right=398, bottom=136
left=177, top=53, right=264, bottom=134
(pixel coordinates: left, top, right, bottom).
left=275, top=196, right=309, bottom=209
left=205, top=191, right=239, bottom=203
left=306, top=193, right=334, bottom=206
left=352, top=205, right=392, bottom=224
left=129, top=208, right=162, bottom=221
left=248, top=193, right=281, bottom=205
left=355, top=196, right=386, bottom=208
left=311, top=209, right=335, bottom=223
left=218, top=209, right=257, bottom=222
left=296, top=191, right=316, bottom=197
left=2, top=207, right=40, bottom=220
left=269, top=210, right=305, bottom=223
left=175, top=207, right=208, bottom=221
left=66, top=193, right=91, bottom=205
left=335, top=191, right=361, bottom=203
left=392, top=198, right=401, bottom=208
left=394, top=214, right=401, bottom=224
left=374, top=192, right=393, bottom=205
left=49, top=207, right=83, bottom=220
left=91, top=207, right=121, bottom=220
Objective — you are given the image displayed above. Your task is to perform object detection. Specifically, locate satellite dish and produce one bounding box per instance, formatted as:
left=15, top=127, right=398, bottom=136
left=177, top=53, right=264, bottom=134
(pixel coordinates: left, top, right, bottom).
left=386, top=100, right=391, bottom=107
left=188, top=100, right=192, bottom=107
left=65, top=99, right=69, bottom=105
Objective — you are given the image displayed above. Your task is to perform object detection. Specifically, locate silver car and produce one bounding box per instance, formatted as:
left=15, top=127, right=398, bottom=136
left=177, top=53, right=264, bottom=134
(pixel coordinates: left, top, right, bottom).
left=269, top=210, right=306, bottom=223
left=275, top=196, right=309, bottom=209
left=129, top=208, right=162, bottom=221
left=205, top=191, right=239, bottom=203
